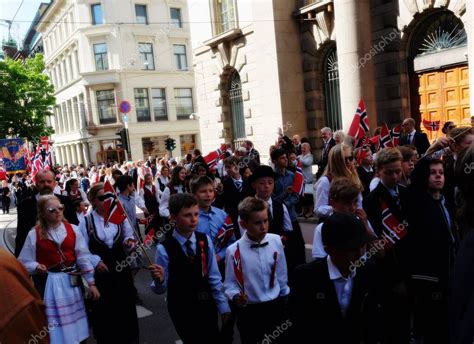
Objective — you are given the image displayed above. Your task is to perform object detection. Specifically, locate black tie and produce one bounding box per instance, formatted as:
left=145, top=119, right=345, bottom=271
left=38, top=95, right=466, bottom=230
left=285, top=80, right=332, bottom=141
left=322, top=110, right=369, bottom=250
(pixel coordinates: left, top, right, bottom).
left=250, top=242, right=269, bottom=249
left=185, top=240, right=195, bottom=260
left=268, top=208, right=273, bottom=223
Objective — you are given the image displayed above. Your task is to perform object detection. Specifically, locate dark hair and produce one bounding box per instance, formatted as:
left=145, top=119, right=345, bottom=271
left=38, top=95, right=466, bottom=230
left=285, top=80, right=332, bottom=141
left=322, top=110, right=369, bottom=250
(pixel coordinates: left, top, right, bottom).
left=397, top=145, right=416, bottom=162
left=190, top=175, right=214, bottom=194
left=65, top=178, right=79, bottom=193
left=193, top=149, right=202, bottom=156
left=224, top=156, right=240, bottom=167
left=73, top=199, right=83, bottom=209
left=409, top=157, right=444, bottom=194
left=169, top=193, right=198, bottom=215
left=112, top=169, right=123, bottom=177
left=329, top=178, right=362, bottom=202
left=192, top=162, right=209, bottom=175
left=116, top=175, right=134, bottom=192
left=442, top=121, right=455, bottom=134
left=168, top=166, right=186, bottom=188
left=270, top=148, right=287, bottom=162
left=238, top=197, right=267, bottom=221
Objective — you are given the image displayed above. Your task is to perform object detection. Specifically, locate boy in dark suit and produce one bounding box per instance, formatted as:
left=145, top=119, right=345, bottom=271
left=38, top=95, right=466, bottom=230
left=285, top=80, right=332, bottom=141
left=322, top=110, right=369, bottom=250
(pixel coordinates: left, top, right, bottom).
left=363, top=147, right=411, bottom=343
left=290, top=212, right=379, bottom=343
left=355, top=146, right=374, bottom=198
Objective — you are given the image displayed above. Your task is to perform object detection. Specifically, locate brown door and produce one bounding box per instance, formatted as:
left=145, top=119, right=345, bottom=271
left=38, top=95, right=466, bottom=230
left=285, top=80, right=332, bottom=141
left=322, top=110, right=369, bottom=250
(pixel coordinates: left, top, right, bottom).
left=418, top=64, right=470, bottom=140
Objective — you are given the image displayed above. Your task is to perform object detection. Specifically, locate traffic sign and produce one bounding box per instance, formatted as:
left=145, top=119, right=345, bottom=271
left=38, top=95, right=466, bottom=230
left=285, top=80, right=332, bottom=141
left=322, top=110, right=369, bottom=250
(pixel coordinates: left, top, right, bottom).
left=119, top=100, right=131, bottom=114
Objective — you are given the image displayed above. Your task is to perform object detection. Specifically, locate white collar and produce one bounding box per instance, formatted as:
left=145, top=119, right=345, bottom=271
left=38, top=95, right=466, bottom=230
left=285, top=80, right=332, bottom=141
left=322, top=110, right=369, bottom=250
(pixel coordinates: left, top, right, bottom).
left=408, top=129, right=416, bottom=136
left=327, top=256, right=355, bottom=281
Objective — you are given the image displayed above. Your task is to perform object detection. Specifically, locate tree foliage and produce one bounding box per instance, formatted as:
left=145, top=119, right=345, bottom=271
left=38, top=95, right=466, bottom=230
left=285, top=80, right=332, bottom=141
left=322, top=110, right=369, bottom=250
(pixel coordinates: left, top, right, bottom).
left=0, top=54, right=55, bottom=140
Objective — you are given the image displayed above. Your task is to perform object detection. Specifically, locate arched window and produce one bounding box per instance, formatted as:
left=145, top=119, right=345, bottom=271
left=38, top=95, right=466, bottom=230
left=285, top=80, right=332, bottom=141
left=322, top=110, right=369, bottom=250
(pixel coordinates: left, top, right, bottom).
left=228, top=71, right=246, bottom=141
left=323, top=46, right=342, bottom=130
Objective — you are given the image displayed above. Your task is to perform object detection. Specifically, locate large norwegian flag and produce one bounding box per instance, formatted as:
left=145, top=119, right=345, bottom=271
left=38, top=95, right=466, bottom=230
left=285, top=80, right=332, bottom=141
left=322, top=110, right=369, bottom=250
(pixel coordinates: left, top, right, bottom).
left=215, top=215, right=235, bottom=250
left=233, top=243, right=245, bottom=295
left=379, top=123, right=394, bottom=148
left=380, top=201, right=407, bottom=250
left=31, top=145, right=44, bottom=182
left=204, top=144, right=227, bottom=169
left=348, top=98, right=370, bottom=147
left=422, top=119, right=440, bottom=131
left=103, top=180, right=127, bottom=226
left=390, top=124, right=401, bottom=146
left=43, top=147, right=52, bottom=171
left=292, top=159, right=304, bottom=196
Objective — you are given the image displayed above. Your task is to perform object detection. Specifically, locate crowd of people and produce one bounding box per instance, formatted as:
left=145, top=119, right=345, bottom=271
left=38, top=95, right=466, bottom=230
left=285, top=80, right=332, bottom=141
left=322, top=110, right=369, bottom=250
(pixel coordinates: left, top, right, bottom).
left=1, top=120, right=473, bottom=344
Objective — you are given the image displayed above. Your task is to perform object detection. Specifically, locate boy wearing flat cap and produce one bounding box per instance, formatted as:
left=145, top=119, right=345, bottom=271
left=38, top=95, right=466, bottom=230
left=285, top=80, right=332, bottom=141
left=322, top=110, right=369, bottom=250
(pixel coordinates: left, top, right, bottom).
left=290, top=212, right=381, bottom=343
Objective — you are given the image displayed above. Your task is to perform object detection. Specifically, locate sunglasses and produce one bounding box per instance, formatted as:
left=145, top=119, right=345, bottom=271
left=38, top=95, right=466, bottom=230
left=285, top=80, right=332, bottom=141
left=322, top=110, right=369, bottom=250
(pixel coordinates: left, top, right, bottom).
left=47, top=205, right=65, bottom=214
left=345, top=156, right=355, bottom=163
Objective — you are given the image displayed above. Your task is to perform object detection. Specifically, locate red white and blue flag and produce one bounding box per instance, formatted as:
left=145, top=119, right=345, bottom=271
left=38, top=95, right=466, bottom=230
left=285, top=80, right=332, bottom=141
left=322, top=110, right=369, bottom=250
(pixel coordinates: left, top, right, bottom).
left=31, top=145, right=43, bottom=182
left=215, top=215, right=235, bottom=250
left=204, top=144, right=227, bottom=169
left=292, top=159, right=305, bottom=196
left=348, top=98, right=370, bottom=147
left=422, top=119, right=440, bottom=132
left=390, top=124, right=401, bottom=146
left=103, top=180, right=127, bottom=226
left=233, top=243, right=245, bottom=295
left=380, top=123, right=394, bottom=148
left=380, top=201, right=407, bottom=250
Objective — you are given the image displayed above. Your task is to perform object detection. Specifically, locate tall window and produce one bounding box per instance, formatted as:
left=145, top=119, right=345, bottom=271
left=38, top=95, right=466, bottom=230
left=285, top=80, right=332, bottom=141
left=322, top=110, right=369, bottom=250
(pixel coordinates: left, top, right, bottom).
left=96, top=90, right=116, bottom=124
left=152, top=88, right=167, bottom=120
left=214, top=0, right=237, bottom=35
left=323, top=47, right=342, bottom=130
left=135, top=4, right=148, bottom=24
left=170, top=8, right=182, bottom=28
left=228, top=71, right=246, bottom=140
left=93, top=43, right=108, bottom=71
left=138, top=43, right=155, bottom=70
left=173, top=45, right=187, bottom=70
left=174, top=88, right=193, bottom=119
left=135, top=88, right=151, bottom=121
left=91, top=4, right=103, bottom=25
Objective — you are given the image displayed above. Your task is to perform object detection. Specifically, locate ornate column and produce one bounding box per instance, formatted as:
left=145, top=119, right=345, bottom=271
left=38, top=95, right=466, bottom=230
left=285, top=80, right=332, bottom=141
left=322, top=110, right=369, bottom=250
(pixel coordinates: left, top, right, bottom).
left=65, top=145, right=72, bottom=166
left=75, top=144, right=83, bottom=166
left=82, top=143, right=90, bottom=166
left=333, top=0, right=377, bottom=131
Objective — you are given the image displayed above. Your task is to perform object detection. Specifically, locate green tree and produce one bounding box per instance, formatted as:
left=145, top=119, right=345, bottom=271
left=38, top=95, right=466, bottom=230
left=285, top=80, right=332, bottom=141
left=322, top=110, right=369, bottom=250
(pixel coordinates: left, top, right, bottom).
left=0, top=54, right=55, bottom=140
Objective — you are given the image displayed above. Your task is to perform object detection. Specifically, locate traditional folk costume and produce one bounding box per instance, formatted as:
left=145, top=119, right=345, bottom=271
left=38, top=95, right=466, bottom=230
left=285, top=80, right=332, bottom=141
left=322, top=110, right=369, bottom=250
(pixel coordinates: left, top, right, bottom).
left=18, top=221, right=95, bottom=343
left=79, top=210, right=139, bottom=344
left=224, top=232, right=289, bottom=344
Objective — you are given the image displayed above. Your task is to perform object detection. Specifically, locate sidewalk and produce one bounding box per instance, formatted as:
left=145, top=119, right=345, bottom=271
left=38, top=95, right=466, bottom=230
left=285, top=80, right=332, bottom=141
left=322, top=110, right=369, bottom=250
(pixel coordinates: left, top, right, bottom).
left=0, top=206, right=17, bottom=254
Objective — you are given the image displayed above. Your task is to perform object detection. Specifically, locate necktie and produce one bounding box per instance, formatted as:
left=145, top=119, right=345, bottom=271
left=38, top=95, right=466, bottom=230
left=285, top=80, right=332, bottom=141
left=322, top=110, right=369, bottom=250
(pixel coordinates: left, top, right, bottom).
left=235, top=180, right=242, bottom=192
left=267, top=207, right=273, bottom=223
left=250, top=242, right=269, bottom=249
left=185, top=240, right=195, bottom=260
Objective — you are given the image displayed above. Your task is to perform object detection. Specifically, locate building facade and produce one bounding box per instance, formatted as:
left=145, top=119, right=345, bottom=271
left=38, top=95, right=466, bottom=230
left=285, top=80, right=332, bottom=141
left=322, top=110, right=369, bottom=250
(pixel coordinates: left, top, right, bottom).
left=189, top=0, right=473, bottom=159
left=37, top=0, right=199, bottom=165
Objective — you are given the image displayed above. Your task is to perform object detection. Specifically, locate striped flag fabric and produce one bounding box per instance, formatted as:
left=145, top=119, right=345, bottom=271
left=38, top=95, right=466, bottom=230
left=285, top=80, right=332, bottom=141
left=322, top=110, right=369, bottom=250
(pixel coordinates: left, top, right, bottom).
left=215, top=215, right=235, bottom=250
left=31, top=145, right=44, bottom=182
left=380, top=123, right=394, bottom=148
left=348, top=98, right=370, bottom=147
left=390, top=124, right=401, bottom=146
left=380, top=201, right=407, bottom=250
left=422, top=119, right=440, bottom=131
left=103, top=180, right=127, bottom=226
left=233, top=243, right=245, bottom=295
left=203, top=144, right=227, bottom=169
left=292, top=159, right=305, bottom=196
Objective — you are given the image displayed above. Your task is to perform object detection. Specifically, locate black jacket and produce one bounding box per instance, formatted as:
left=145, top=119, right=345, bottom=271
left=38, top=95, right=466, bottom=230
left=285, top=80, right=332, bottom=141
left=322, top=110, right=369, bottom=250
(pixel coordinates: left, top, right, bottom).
left=222, top=177, right=254, bottom=238
left=290, top=259, right=382, bottom=343
left=357, top=166, right=374, bottom=198
left=15, top=194, right=78, bottom=257
left=317, top=138, right=336, bottom=178
left=399, top=131, right=430, bottom=155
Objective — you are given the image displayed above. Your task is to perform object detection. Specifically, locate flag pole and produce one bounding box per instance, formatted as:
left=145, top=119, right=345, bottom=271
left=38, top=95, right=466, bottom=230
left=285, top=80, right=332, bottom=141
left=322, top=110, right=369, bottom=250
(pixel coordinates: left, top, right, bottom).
left=110, top=183, right=154, bottom=266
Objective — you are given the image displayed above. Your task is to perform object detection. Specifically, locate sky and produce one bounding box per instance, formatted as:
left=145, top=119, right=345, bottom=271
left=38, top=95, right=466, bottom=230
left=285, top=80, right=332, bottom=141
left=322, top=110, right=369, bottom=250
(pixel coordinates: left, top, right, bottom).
left=0, top=0, right=50, bottom=48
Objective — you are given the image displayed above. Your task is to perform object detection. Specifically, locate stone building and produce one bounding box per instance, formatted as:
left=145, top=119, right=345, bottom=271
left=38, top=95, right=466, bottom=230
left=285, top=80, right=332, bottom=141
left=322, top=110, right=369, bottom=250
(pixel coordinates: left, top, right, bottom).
left=189, top=0, right=473, bottom=159
left=36, top=0, right=199, bottom=165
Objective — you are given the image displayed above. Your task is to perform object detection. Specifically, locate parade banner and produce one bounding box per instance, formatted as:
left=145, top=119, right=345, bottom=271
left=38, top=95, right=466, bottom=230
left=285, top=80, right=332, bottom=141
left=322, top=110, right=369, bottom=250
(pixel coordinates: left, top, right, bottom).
left=0, top=138, right=28, bottom=174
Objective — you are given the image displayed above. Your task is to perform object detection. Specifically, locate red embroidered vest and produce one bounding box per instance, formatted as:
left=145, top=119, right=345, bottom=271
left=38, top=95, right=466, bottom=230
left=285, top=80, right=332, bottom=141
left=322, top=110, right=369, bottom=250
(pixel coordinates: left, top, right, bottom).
left=35, top=222, right=76, bottom=269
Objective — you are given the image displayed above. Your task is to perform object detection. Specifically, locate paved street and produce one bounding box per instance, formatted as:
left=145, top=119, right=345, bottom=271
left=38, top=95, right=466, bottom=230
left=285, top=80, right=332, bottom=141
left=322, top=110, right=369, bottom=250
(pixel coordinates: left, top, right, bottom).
left=0, top=208, right=316, bottom=343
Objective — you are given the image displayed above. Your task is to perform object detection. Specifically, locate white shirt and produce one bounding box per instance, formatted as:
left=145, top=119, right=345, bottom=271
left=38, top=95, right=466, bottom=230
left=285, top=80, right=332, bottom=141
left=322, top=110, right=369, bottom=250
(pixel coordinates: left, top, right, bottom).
left=407, top=129, right=416, bottom=144
left=138, top=184, right=160, bottom=205
left=224, top=232, right=290, bottom=304
left=327, top=256, right=355, bottom=316
left=158, top=185, right=185, bottom=218
left=18, top=223, right=97, bottom=283
left=369, top=177, right=380, bottom=192
left=78, top=210, right=135, bottom=249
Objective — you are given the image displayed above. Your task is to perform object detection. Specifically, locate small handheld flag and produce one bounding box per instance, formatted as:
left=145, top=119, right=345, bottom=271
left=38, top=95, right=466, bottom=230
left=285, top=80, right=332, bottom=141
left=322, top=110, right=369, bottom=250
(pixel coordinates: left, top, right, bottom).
left=422, top=119, right=440, bottom=132
left=103, top=180, right=127, bottom=226
left=292, top=159, right=305, bottom=196
left=215, top=215, right=235, bottom=250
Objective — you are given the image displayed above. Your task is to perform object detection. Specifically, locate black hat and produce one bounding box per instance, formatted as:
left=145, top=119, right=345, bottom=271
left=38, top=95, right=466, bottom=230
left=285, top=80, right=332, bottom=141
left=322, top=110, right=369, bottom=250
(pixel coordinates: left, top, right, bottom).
left=248, top=165, right=278, bottom=183
left=321, top=212, right=373, bottom=251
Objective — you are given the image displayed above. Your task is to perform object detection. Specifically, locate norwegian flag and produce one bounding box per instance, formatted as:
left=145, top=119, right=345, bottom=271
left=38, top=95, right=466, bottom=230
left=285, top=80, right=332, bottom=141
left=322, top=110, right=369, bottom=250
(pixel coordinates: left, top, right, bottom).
left=292, top=159, right=305, bottom=196
left=103, top=180, right=127, bottom=226
left=422, top=119, right=440, bottom=131
left=31, top=145, right=44, bottom=183
left=390, top=124, right=401, bottom=146
left=368, top=135, right=380, bottom=152
left=380, top=201, right=407, bottom=250
left=348, top=98, right=370, bottom=147
left=356, top=147, right=370, bottom=165
left=233, top=243, right=245, bottom=294
left=380, top=123, right=394, bottom=148
left=215, top=215, right=235, bottom=250
left=43, top=147, right=52, bottom=171
left=136, top=165, right=148, bottom=195
left=203, top=144, right=227, bottom=169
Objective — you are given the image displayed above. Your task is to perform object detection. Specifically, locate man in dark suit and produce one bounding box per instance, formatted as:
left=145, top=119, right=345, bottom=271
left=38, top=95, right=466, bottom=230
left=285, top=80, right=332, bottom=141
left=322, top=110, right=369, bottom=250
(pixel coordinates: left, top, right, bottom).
left=290, top=213, right=380, bottom=343
left=15, top=170, right=78, bottom=257
left=316, top=127, right=336, bottom=179
left=241, top=140, right=260, bottom=172
left=363, top=147, right=411, bottom=343
left=399, top=118, right=430, bottom=155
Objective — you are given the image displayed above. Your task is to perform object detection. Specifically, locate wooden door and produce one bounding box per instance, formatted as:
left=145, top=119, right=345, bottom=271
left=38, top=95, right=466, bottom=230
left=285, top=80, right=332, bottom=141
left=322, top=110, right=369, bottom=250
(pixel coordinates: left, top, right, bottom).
left=418, top=64, right=470, bottom=140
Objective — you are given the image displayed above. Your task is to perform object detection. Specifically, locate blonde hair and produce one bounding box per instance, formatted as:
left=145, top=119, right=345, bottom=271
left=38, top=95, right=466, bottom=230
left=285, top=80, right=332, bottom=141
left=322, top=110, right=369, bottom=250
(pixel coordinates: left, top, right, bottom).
left=375, top=147, right=403, bottom=169
left=324, top=143, right=362, bottom=188
left=36, top=195, right=63, bottom=240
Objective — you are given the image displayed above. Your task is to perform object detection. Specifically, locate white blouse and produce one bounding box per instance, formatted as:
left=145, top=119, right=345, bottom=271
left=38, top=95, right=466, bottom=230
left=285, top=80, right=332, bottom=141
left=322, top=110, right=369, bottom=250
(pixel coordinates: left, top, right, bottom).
left=18, top=223, right=97, bottom=283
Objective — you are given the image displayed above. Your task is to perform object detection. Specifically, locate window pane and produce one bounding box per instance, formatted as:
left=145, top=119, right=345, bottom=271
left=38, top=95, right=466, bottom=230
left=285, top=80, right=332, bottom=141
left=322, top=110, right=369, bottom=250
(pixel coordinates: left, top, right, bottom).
left=138, top=43, right=152, bottom=53
left=174, top=88, right=193, bottom=118
left=94, top=43, right=107, bottom=54
left=138, top=43, right=154, bottom=70
left=135, top=5, right=148, bottom=24
left=173, top=45, right=185, bottom=54
left=96, top=90, right=116, bottom=124
left=91, top=4, right=103, bottom=25
left=135, top=88, right=150, bottom=121
left=152, top=88, right=167, bottom=120
left=170, top=8, right=182, bottom=28
left=175, top=88, right=191, bottom=97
